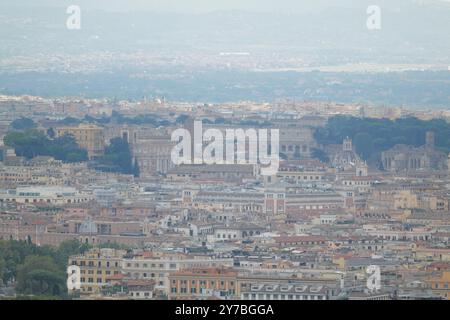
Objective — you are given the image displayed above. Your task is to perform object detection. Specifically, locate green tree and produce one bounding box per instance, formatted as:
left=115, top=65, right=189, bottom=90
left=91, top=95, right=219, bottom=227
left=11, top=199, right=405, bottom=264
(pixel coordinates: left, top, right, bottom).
left=96, top=137, right=137, bottom=175
left=354, top=132, right=373, bottom=160
left=175, top=114, right=189, bottom=124
left=10, top=117, right=36, bottom=130
left=53, top=240, right=90, bottom=270
left=314, top=115, right=450, bottom=162
left=4, top=130, right=88, bottom=163
left=16, top=256, right=65, bottom=297
left=58, top=117, right=81, bottom=126
left=4, top=129, right=49, bottom=158
left=0, top=256, right=5, bottom=285
left=311, top=148, right=329, bottom=163
left=47, top=127, right=55, bottom=138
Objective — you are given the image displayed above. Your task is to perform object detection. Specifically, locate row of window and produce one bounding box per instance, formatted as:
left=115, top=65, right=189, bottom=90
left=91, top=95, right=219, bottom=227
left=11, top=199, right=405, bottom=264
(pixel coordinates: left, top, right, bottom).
left=72, top=261, right=119, bottom=267
left=171, top=287, right=235, bottom=295
left=125, top=262, right=177, bottom=269
left=80, top=270, right=119, bottom=275
left=281, top=145, right=308, bottom=152
left=243, top=293, right=326, bottom=300
left=172, top=280, right=234, bottom=287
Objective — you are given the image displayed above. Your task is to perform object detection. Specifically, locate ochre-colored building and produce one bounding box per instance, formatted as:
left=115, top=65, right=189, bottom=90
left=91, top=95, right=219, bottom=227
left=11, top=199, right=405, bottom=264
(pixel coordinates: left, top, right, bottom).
left=427, top=271, right=450, bottom=300
left=56, top=124, right=105, bottom=159
left=168, top=267, right=238, bottom=299
left=69, top=248, right=125, bottom=294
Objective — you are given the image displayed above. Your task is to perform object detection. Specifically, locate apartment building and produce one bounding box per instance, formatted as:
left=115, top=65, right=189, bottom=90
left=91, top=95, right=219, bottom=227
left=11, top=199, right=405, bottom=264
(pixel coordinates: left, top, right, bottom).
left=56, top=124, right=105, bottom=159
left=168, top=267, right=238, bottom=300
left=69, top=248, right=125, bottom=294
left=122, top=254, right=234, bottom=293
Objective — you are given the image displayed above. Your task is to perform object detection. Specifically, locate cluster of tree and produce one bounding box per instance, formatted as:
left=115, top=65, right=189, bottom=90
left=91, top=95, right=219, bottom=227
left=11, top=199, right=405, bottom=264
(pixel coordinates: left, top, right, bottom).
left=311, top=148, right=329, bottom=163
left=3, top=129, right=88, bottom=163
left=202, top=117, right=272, bottom=127
left=56, top=112, right=171, bottom=127
left=55, top=113, right=274, bottom=130
left=314, top=116, right=450, bottom=162
left=0, top=239, right=90, bottom=298
left=111, top=111, right=170, bottom=127
left=10, top=117, right=37, bottom=131
left=93, top=137, right=139, bottom=176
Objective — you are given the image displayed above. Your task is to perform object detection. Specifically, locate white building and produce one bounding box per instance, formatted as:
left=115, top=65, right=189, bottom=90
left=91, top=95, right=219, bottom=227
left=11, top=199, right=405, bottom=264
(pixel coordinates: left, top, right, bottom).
left=0, top=186, right=92, bottom=205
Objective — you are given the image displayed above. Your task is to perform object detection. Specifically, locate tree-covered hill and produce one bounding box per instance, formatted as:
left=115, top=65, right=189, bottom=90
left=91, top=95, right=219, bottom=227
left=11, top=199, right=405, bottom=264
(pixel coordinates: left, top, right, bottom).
left=315, top=116, right=450, bottom=161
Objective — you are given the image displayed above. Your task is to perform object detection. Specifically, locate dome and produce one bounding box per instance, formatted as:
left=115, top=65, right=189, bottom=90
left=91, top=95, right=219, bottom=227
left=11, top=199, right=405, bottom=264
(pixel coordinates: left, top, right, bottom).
left=78, top=217, right=97, bottom=235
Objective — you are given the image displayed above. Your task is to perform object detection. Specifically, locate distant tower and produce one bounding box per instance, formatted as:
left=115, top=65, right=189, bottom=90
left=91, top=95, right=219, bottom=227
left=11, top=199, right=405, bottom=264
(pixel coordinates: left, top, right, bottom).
left=356, top=161, right=368, bottom=177
left=426, top=131, right=435, bottom=149
left=359, top=106, right=366, bottom=118
left=343, top=137, right=353, bottom=152
left=448, top=154, right=450, bottom=172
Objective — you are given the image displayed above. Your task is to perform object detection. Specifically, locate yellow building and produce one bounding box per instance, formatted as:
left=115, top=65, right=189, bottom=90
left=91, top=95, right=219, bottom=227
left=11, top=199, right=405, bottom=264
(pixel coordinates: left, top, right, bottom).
left=168, top=267, right=238, bottom=299
left=394, top=190, right=418, bottom=209
left=69, top=248, right=125, bottom=294
left=427, top=271, right=450, bottom=300
left=413, top=246, right=450, bottom=263
left=56, top=124, right=104, bottom=159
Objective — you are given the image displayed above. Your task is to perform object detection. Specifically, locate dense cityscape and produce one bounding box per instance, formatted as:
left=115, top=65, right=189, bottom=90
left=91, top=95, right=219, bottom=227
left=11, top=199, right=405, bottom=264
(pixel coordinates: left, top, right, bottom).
left=0, top=95, right=449, bottom=300
left=0, top=0, right=449, bottom=308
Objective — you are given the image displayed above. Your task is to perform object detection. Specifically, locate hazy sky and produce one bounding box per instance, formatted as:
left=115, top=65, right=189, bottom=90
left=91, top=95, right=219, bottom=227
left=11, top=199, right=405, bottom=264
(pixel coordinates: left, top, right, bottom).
left=2, top=0, right=450, bottom=65
left=6, top=0, right=450, bottom=13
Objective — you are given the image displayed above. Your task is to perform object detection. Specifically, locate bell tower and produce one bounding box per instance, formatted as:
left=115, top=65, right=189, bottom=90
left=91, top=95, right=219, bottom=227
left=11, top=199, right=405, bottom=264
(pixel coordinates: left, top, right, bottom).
left=343, top=137, right=353, bottom=152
